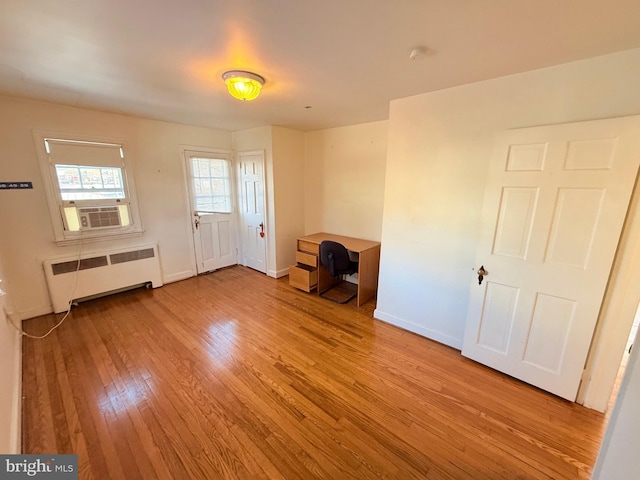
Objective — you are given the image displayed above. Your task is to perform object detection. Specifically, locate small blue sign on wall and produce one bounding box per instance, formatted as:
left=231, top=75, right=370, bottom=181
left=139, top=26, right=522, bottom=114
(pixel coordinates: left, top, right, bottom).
left=0, top=182, right=33, bottom=190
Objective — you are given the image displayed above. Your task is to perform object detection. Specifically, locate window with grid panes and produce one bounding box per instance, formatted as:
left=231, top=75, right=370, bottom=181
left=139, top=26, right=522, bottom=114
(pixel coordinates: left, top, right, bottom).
left=190, top=157, right=232, bottom=213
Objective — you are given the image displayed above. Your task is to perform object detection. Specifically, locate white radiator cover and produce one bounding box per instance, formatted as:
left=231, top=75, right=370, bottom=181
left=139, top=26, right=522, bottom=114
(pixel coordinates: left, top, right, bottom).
left=43, top=244, right=163, bottom=313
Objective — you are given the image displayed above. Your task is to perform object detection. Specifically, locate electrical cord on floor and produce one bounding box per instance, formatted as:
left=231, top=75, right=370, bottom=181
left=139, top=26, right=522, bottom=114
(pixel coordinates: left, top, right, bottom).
left=5, top=237, right=83, bottom=339
left=6, top=304, right=72, bottom=339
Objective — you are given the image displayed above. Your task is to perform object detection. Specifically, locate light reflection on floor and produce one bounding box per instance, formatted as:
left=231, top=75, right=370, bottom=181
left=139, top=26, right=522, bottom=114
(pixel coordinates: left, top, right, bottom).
left=99, top=377, right=154, bottom=416
left=96, top=321, right=239, bottom=416
left=205, top=320, right=237, bottom=365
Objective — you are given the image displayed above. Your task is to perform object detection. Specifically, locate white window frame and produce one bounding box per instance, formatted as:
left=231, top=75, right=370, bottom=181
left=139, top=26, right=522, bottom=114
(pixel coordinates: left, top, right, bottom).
left=187, top=154, right=234, bottom=215
left=34, top=131, right=144, bottom=244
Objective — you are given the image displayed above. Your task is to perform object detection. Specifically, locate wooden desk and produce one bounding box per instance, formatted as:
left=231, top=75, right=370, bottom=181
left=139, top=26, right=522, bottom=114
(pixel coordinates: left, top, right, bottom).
left=289, top=232, right=381, bottom=307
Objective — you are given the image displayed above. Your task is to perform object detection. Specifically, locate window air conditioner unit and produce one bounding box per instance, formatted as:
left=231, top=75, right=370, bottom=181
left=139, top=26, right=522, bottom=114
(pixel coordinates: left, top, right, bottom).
left=77, top=206, right=122, bottom=230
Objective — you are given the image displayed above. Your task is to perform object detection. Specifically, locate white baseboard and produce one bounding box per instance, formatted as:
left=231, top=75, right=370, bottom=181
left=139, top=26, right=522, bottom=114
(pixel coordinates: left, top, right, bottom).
left=16, top=305, right=53, bottom=321
left=373, top=309, right=463, bottom=350
left=266, top=268, right=287, bottom=279
left=163, top=270, right=194, bottom=284
left=273, top=268, right=289, bottom=279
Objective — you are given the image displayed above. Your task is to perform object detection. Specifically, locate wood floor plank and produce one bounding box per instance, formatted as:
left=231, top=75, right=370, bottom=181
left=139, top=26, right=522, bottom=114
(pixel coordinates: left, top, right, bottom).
left=114, top=303, right=252, bottom=479
left=22, top=266, right=607, bottom=479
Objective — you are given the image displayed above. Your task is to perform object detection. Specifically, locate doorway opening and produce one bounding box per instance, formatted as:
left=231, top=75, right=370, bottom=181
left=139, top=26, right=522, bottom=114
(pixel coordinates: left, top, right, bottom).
left=607, top=303, right=640, bottom=414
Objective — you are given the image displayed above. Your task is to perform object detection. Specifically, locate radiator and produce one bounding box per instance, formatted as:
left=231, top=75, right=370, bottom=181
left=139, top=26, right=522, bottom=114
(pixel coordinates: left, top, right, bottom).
left=43, top=244, right=163, bottom=313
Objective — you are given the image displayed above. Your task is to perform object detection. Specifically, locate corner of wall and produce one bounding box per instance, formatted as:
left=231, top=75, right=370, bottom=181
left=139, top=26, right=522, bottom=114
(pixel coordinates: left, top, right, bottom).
left=11, top=326, right=22, bottom=453
left=1, top=298, right=23, bottom=454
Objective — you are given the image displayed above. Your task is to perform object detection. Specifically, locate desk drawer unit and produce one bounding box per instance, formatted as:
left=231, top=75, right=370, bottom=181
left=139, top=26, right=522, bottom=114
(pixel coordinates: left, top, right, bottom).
left=295, top=250, right=317, bottom=267
left=289, top=264, right=318, bottom=292
left=297, top=239, right=319, bottom=255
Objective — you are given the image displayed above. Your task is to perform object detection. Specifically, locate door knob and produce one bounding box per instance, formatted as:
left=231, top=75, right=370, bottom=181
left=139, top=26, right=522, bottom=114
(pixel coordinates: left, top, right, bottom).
left=477, top=265, right=487, bottom=285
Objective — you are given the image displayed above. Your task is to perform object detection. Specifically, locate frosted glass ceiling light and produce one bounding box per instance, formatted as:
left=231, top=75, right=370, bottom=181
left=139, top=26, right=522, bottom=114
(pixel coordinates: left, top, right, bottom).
left=222, top=70, right=265, bottom=101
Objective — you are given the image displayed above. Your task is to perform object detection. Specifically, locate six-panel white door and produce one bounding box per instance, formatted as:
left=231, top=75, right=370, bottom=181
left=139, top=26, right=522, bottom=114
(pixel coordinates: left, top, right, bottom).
left=462, top=116, right=640, bottom=400
left=185, top=151, right=238, bottom=274
left=238, top=151, right=267, bottom=273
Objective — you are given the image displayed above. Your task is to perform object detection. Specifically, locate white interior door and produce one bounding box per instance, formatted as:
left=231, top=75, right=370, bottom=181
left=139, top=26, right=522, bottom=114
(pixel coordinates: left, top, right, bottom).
left=185, top=151, right=238, bottom=274
left=238, top=151, right=267, bottom=273
left=462, top=116, right=640, bottom=401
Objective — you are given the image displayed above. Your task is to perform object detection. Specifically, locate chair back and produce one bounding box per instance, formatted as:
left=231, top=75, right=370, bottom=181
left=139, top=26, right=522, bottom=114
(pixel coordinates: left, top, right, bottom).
left=320, top=241, right=351, bottom=276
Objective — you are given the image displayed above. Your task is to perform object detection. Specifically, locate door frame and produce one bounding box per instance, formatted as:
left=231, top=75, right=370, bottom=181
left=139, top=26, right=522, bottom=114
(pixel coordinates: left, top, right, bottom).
left=578, top=172, right=640, bottom=411
left=180, top=145, right=237, bottom=276
left=236, top=149, right=269, bottom=274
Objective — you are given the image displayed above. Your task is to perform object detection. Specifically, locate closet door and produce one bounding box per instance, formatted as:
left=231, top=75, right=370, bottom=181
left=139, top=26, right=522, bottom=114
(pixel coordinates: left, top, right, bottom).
left=462, top=116, right=640, bottom=400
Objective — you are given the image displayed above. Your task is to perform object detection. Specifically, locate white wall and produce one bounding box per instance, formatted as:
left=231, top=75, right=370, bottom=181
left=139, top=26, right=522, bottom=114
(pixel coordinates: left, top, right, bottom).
left=0, top=96, right=233, bottom=318
left=304, top=121, right=388, bottom=241
left=271, top=127, right=305, bottom=275
left=375, top=48, right=640, bottom=349
left=0, top=260, right=21, bottom=453
left=592, top=326, right=640, bottom=479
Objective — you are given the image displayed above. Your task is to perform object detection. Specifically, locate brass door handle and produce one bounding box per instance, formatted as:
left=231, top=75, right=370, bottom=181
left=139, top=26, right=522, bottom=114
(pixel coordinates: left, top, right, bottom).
left=477, top=266, right=487, bottom=285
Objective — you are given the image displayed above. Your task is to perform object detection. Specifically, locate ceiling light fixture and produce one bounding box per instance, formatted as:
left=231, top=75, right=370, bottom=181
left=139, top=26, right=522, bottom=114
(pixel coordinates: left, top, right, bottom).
left=222, top=70, right=265, bottom=101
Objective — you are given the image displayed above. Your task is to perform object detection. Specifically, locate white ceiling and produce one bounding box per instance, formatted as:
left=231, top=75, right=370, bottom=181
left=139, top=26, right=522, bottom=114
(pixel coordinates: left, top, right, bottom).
left=1, top=0, right=640, bottom=132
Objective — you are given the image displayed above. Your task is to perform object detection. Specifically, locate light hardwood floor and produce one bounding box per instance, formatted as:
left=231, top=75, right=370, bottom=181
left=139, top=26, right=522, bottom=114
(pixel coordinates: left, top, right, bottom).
left=22, top=266, right=607, bottom=479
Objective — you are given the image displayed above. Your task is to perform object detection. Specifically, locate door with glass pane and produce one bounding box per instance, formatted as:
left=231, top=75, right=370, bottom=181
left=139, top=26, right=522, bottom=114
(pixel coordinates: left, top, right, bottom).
left=185, top=151, right=238, bottom=273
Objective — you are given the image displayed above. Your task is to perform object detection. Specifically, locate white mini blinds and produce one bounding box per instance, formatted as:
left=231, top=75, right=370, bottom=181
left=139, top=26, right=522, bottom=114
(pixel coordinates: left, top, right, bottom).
left=46, top=139, right=124, bottom=167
